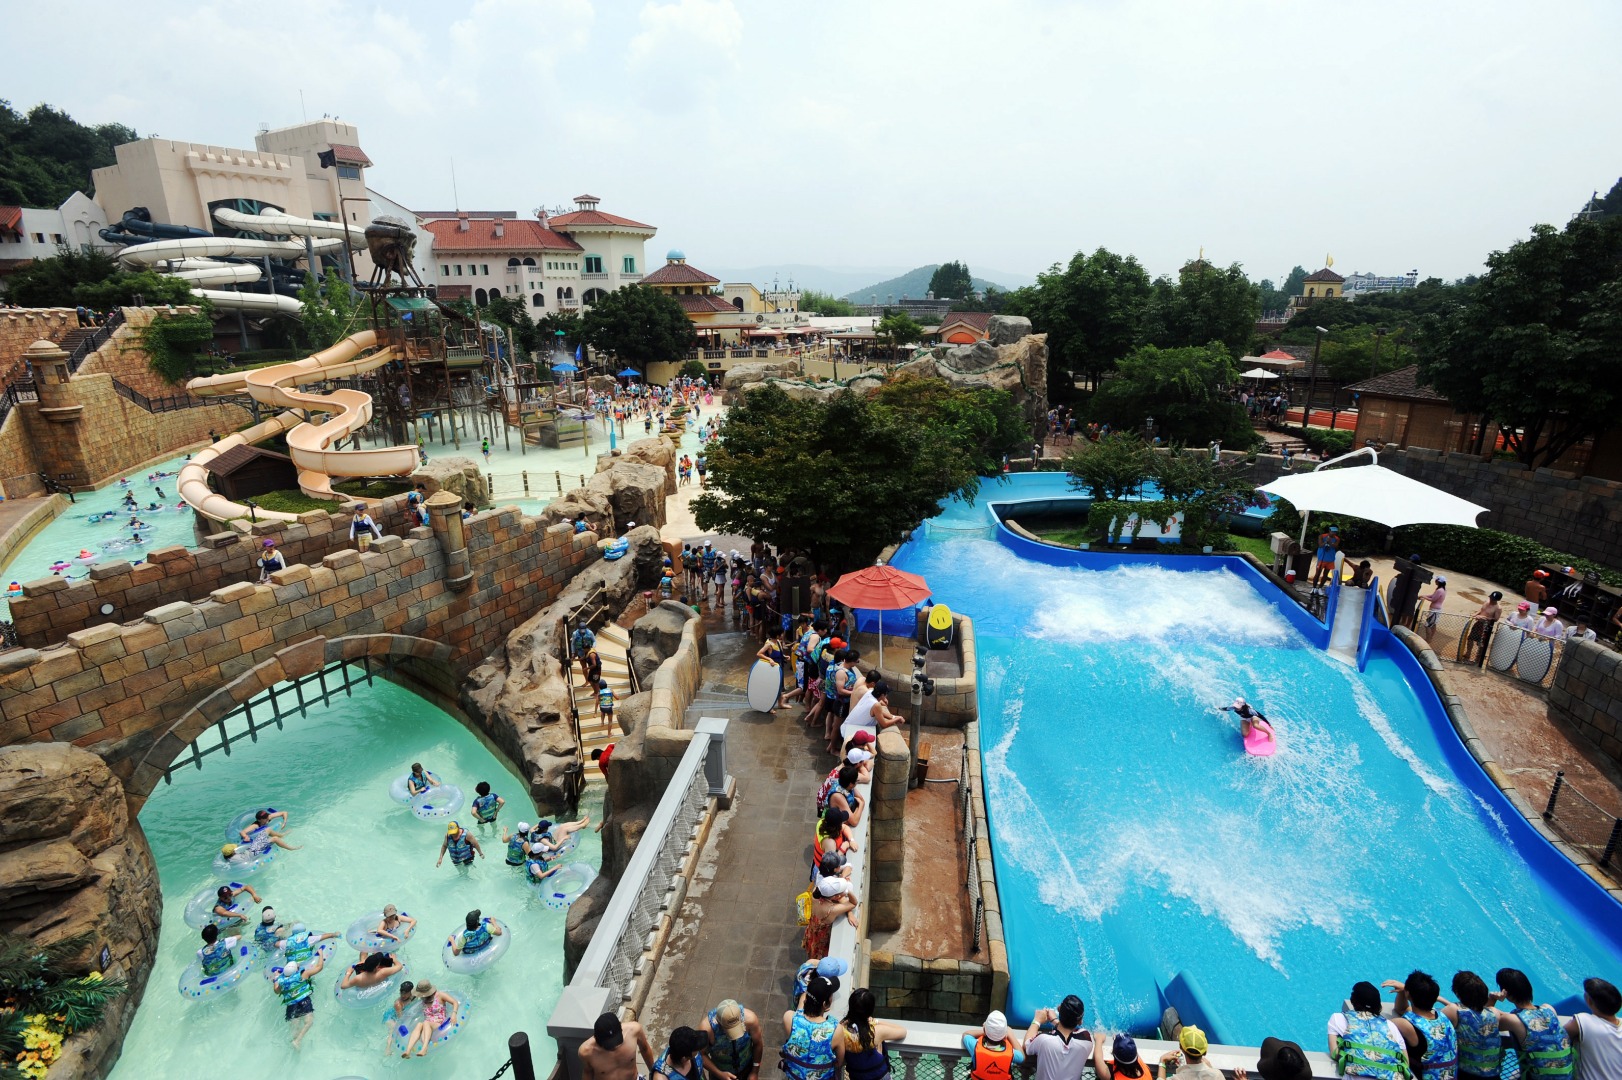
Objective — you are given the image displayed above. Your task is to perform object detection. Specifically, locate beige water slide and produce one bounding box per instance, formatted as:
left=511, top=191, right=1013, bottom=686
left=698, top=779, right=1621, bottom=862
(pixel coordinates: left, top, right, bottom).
left=179, top=330, right=420, bottom=524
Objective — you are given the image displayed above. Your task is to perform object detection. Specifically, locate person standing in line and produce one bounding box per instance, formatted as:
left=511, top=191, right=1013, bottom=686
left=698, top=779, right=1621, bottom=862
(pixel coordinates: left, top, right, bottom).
left=1312, top=526, right=1341, bottom=587
left=1384, top=971, right=1460, bottom=1080
left=781, top=975, right=843, bottom=1080
left=700, top=998, right=764, bottom=1080
left=257, top=538, right=286, bottom=584
left=1024, top=995, right=1094, bottom=1080
left=1328, top=981, right=1409, bottom=1080
left=1563, top=977, right=1622, bottom=1080
left=1507, top=601, right=1538, bottom=631
left=1419, top=576, right=1449, bottom=640
left=1530, top=607, right=1565, bottom=640
left=1493, top=969, right=1574, bottom=1080
left=1441, top=970, right=1523, bottom=1080
left=1464, top=592, right=1503, bottom=661
left=580, top=1013, right=656, bottom=1080
left=963, top=1010, right=1025, bottom=1080
left=350, top=504, right=379, bottom=552
left=1094, top=1034, right=1154, bottom=1080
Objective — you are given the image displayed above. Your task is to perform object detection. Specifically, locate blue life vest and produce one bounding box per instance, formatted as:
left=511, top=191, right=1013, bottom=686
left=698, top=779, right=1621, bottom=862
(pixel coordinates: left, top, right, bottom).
left=472, top=793, right=500, bottom=822
left=447, top=834, right=474, bottom=863
left=706, top=1008, right=754, bottom=1076
left=461, top=921, right=493, bottom=954
left=1514, top=1006, right=1573, bottom=1080
left=1336, top=1011, right=1412, bottom=1080
left=1453, top=1008, right=1501, bottom=1079
left=1404, top=1011, right=1459, bottom=1080
left=283, top=931, right=317, bottom=962
left=254, top=924, right=281, bottom=950
left=274, top=967, right=312, bottom=1006
left=198, top=941, right=234, bottom=977
left=407, top=772, right=432, bottom=795
left=599, top=685, right=615, bottom=710
left=506, top=834, right=529, bottom=866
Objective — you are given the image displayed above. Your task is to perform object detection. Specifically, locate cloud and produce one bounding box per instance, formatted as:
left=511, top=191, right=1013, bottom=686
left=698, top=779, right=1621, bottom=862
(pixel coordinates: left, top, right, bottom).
left=629, top=0, right=743, bottom=66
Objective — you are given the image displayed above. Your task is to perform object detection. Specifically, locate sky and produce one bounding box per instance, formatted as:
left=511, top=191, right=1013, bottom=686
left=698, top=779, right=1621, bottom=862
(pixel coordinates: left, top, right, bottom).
left=8, top=0, right=1622, bottom=285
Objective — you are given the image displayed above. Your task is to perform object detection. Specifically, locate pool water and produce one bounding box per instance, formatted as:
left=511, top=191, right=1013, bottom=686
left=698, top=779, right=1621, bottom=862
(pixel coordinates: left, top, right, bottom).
left=1, top=455, right=196, bottom=613
left=891, top=530, right=1622, bottom=1044
left=111, top=674, right=599, bottom=1080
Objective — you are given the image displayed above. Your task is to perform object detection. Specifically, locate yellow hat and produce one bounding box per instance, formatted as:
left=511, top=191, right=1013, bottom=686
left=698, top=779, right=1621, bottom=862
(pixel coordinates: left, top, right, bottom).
left=220, top=843, right=237, bottom=858
left=446, top=822, right=460, bottom=835
left=1179, top=1027, right=1208, bottom=1056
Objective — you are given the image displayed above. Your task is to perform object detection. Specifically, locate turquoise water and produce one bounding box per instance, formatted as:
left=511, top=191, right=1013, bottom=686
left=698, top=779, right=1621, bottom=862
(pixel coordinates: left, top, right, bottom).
left=112, top=674, right=599, bottom=1080
left=891, top=521, right=1622, bottom=1044
left=1, top=455, right=196, bottom=613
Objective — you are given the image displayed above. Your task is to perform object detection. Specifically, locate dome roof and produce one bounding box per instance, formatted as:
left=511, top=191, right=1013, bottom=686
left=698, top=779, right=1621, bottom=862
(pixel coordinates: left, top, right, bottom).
left=666, top=249, right=686, bottom=261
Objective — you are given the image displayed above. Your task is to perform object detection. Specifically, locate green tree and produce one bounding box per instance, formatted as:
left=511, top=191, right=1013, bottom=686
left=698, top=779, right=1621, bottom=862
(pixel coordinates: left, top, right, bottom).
left=1088, top=343, right=1257, bottom=447
left=1257, top=278, right=1290, bottom=317
left=799, top=289, right=857, bottom=316
left=296, top=268, right=363, bottom=350
left=1007, top=248, right=1153, bottom=394
left=678, top=359, right=709, bottom=380
left=693, top=382, right=1016, bottom=568
left=580, top=285, right=695, bottom=373
left=869, top=374, right=1028, bottom=480
left=141, top=310, right=216, bottom=383
left=1063, top=432, right=1152, bottom=501
left=875, top=310, right=924, bottom=360
left=535, top=310, right=584, bottom=356
left=75, top=268, right=192, bottom=310
left=2, top=246, right=121, bottom=307
left=1149, top=445, right=1263, bottom=548
left=927, top=260, right=974, bottom=299
left=1281, top=265, right=1309, bottom=299
left=1417, top=216, right=1622, bottom=466
left=1142, top=260, right=1260, bottom=356
left=954, top=285, right=1013, bottom=314
left=0, top=101, right=139, bottom=207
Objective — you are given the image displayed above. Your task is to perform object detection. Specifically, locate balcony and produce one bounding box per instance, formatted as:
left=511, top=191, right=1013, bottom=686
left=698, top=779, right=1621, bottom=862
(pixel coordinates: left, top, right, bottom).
left=505, top=265, right=545, bottom=277
left=559, top=298, right=580, bottom=310
left=581, top=272, right=608, bottom=281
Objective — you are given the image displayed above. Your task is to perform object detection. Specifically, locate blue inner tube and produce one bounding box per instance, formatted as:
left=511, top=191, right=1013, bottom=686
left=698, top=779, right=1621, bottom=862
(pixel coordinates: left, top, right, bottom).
left=332, top=959, right=409, bottom=1009
left=223, top=806, right=283, bottom=843
left=412, top=784, right=465, bottom=821
left=441, top=918, right=511, bottom=974
left=177, top=941, right=257, bottom=1000
left=345, top=910, right=416, bottom=953
left=541, top=863, right=598, bottom=910
left=384, top=995, right=470, bottom=1053
left=604, top=538, right=629, bottom=560
left=182, top=885, right=252, bottom=929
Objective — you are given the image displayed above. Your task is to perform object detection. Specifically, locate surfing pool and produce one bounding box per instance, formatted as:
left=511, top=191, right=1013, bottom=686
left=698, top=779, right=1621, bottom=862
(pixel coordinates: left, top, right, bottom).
left=111, top=674, right=597, bottom=1080
left=890, top=482, right=1622, bottom=1045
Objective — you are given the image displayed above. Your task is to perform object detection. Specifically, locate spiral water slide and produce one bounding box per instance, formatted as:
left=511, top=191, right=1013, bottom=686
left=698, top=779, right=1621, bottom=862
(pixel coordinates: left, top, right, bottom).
left=179, top=330, right=420, bottom=523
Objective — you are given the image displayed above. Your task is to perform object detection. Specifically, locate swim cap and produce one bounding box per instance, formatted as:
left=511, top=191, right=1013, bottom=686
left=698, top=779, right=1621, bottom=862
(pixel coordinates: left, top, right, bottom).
left=221, top=844, right=237, bottom=858
left=1231, top=698, right=1247, bottom=710
left=446, top=822, right=460, bottom=834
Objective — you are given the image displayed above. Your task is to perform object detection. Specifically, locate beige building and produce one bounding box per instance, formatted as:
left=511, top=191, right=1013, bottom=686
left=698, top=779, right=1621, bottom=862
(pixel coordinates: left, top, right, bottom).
left=545, top=195, right=656, bottom=304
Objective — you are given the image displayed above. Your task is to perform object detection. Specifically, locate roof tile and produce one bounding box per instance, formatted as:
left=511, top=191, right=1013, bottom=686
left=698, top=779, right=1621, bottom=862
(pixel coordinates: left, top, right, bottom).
left=424, top=218, right=581, bottom=253
left=643, top=261, right=720, bottom=286
left=1344, top=364, right=1450, bottom=402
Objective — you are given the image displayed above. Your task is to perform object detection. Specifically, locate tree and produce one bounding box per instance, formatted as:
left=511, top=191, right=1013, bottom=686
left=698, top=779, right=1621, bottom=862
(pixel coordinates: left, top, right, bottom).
left=1141, top=260, right=1260, bottom=356
left=2, top=246, right=121, bottom=307
left=1149, top=445, right=1264, bottom=548
left=927, top=260, right=973, bottom=300
left=75, top=268, right=192, bottom=310
left=535, top=310, right=584, bottom=356
left=1088, top=343, right=1257, bottom=448
left=0, top=101, right=139, bottom=207
left=800, top=289, right=856, bottom=316
left=954, top=285, right=1013, bottom=314
left=580, top=285, right=695, bottom=372
left=693, top=380, right=1023, bottom=568
left=1417, top=216, right=1622, bottom=467
left=296, top=268, right=363, bottom=350
left=141, top=309, right=216, bottom=383
left=1281, top=265, right=1309, bottom=299
left=1009, top=248, right=1153, bottom=394
left=875, top=310, right=924, bottom=361
left=678, top=359, right=709, bottom=380
left=1063, top=432, right=1152, bottom=501
left=1257, top=278, right=1290, bottom=318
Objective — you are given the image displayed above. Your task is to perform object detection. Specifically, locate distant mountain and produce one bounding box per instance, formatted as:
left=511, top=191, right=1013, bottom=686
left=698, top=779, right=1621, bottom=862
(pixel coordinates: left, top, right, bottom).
left=841, top=264, right=1032, bottom=304
left=702, top=264, right=912, bottom=297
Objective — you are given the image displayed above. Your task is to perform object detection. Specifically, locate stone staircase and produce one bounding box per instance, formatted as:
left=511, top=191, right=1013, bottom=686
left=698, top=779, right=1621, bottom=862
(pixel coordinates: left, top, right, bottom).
left=683, top=685, right=754, bottom=727
left=572, top=622, right=634, bottom=779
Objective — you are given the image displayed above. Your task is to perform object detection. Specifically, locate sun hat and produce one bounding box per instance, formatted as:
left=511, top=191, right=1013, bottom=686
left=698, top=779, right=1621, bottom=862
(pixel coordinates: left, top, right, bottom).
left=1112, top=1034, right=1140, bottom=1064
left=415, top=979, right=436, bottom=997
left=716, top=1000, right=745, bottom=1039
left=983, top=1010, right=1009, bottom=1041
left=1543, top=606, right=1559, bottom=616
left=383, top=904, right=398, bottom=917
left=1180, top=1026, right=1209, bottom=1055
left=1257, top=1037, right=1314, bottom=1080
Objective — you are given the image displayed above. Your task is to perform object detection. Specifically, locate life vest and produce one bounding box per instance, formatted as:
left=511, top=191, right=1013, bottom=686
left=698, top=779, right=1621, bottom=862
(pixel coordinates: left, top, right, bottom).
left=199, top=942, right=234, bottom=977
left=254, top=924, right=281, bottom=949
left=1514, top=1006, right=1573, bottom=1080
left=506, top=834, right=529, bottom=865
left=282, top=931, right=317, bottom=962
left=970, top=1037, right=1016, bottom=1080
left=447, top=833, right=474, bottom=862
left=407, top=772, right=431, bottom=795
left=1405, top=1011, right=1459, bottom=1080
left=461, top=921, right=492, bottom=954
left=1336, top=1011, right=1412, bottom=1080
left=598, top=685, right=615, bottom=710
left=706, top=1009, right=755, bottom=1075
left=1453, top=1008, right=1501, bottom=1078
left=472, top=793, right=500, bottom=822
left=274, top=968, right=312, bottom=1005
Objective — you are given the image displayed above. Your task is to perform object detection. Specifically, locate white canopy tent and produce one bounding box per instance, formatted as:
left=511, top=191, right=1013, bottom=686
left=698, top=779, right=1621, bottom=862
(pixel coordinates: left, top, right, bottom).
left=1241, top=367, right=1281, bottom=380
left=1260, top=447, right=1489, bottom=547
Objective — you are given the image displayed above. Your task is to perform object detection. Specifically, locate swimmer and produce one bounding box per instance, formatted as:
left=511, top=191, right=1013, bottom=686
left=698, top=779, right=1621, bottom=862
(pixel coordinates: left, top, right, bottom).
left=339, top=950, right=403, bottom=990
left=279, top=924, right=340, bottom=963
left=369, top=904, right=416, bottom=949
left=240, top=808, right=300, bottom=851
left=403, top=981, right=461, bottom=1058
left=1220, top=697, right=1274, bottom=740
left=502, top=822, right=533, bottom=866
left=386, top=979, right=416, bottom=1023
left=147, top=502, right=159, bottom=511
left=196, top=923, right=240, bottom=978
left=436, top=821, right=483, bottom=869
left=254, top=906, right=289, bottom=950
left=211, top=882, right=262, bottom=925
left=450, top=908, right=502, bottom=956
left=525, top=854, right=558, bottom=885
left=270, top=954, right=325, bottom=1049
left=532, top=814, right=592, bottom=855
left=470, top=781, right=504, bottom=826
left=154, top=486, right=165, bottom=499
left=405, top=762, right=439, bottom=798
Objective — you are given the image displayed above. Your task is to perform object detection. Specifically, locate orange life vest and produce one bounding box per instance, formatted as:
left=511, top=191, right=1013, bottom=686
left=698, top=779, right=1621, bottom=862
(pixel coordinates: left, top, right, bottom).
left=971, top=1038, right=1016, bottom=1080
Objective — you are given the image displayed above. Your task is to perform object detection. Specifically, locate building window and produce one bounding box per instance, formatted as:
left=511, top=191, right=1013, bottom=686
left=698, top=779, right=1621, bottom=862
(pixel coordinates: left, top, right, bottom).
left=522, top=257, right=535, bottom=266
left=557, top=287, right=565, bottom=299
left=532, top=293, right=545, bottom=308
left=51, top=233, right=63, bottom=244
left=441, top=264, right=450, bottom=277
left=475, top=288, right=488, bottom=306
left=733, top=296, right=744, bottom=311
left=584, top=255, right=603, bottom=274
left=584, top=288, right=607, bottom=305
left=482, top=264, right=489, bottom=275
left=32, top=233, right=44, bottom=243
left=337, top=165, right=361, bottom=179
left=623, top=256, right=636, bottom=274
left=566, top=287, right=574, bottom=299
left=508, top=257, right=520, bottom=266
left=455, top=265, right=463, bottom=276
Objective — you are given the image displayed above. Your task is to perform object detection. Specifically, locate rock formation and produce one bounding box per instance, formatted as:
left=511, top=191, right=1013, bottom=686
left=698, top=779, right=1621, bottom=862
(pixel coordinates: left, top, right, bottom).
left=629, top=600, right=699, bottom=686
left=722, top=361, right=797, bottom=391
left=0, top=744, right=161, bottom=1078
left=410, top=456, right=491, bottom=506
left=894, top=318, right=1049, bottom=428
left=598, top=435, right=678, bottom=495
left=586, top=459, right=669, bottom=533
left=535, top=489, right=616, bottom=536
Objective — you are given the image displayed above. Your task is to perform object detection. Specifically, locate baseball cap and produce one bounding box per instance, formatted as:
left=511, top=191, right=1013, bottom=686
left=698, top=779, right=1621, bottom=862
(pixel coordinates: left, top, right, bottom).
left=704, top=540, right=713, bottom=548
left=816, top=957, right=849, bottom=978
left=716, top=1000, right=745, bottom=1040
left=383, top=904, right=398, bottom=917
left=626, top=521, right=636, bottom=528
left=262, top=538, right=276, bottom=547
left=846, top=748, right=873, bottom=764
left=517, top=821, right=531, bottom=833
left=1544, top=607, right=1558, bottom=616
left=983, top=1010, right=1008, bottom=1041
left=1258, top=1037, right=1314, bottom=1080
left=1517, top=601, right=1532, bottom=611
left=1112, top=1034, right=1140, bottom=1064
left=261, top=907, right=276, bottom=924
left=805, top=974, right=835, bottom=1006
left=1329, top=526, right=1338, bottom=532
left=594, top=1013, right=624, bottom=1050
left=446, top=822, right=461, bottom=835
left=851, top=730, right=876, bottom=745
left=1534, top=569, right=1549, bottom=578
left=1180, top=1026, right=1209, bottom=1055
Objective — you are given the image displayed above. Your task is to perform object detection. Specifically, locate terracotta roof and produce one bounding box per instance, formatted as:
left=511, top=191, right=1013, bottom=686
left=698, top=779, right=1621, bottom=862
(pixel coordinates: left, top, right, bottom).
left=675, top=293, right=739, bottom=314
left=328, top=143, right=372, bottom=167
left=937, top=311, right=992, bottom=333
left=205, top=444, right=292, bottom=476
left=549, top=208, right=655, bottom=231
left=1259, top=349, right=1296, bottom=360
left=1345, top=364, right=1450, bottom=403
left=643, top=261, right=720, bottom=286
left=0, top=207, right=21, bottom=237
left=424, top=218, right=581, bottom=252
left=416, top=210, right=518, bottom=219
left=1304, top=268, right=1345, bottom=283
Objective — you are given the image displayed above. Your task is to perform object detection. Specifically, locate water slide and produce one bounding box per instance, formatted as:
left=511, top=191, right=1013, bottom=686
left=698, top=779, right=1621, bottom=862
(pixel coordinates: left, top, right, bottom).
left=180, top=330, right=420, bottom=523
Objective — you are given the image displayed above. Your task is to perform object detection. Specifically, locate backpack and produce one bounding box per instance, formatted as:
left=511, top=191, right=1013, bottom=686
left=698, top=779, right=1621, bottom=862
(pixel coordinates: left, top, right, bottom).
left=794, top=889, right=812, bottom=926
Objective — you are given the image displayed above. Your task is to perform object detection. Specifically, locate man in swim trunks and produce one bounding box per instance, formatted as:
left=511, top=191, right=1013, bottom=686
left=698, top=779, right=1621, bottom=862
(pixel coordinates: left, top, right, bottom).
left=272, top=953, right=326, bottom=1049
left=581, top=1012, right=656, bottom=1080
left=437, top=821, right=484, bottom=869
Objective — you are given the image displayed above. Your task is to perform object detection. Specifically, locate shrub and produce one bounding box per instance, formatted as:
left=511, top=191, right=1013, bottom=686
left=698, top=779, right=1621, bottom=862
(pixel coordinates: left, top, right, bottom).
left=141, top=311, right=216, bottom=384
left=1282, top=425, right=1354, bottom=458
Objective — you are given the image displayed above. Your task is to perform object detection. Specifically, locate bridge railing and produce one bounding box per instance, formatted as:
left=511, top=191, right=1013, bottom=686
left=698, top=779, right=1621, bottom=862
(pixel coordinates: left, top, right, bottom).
left=547, top=717, right=733, bottom=1080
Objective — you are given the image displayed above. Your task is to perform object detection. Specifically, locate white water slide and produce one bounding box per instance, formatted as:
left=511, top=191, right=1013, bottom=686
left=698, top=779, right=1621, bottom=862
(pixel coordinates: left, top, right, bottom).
left=179, top=330, right=420, bottom=523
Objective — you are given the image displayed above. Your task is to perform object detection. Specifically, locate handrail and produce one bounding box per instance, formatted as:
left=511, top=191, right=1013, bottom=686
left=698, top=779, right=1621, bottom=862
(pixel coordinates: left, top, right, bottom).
left=1356, top=576, right=1381, bottom=671
left=66, top=308, right=126, bottom=373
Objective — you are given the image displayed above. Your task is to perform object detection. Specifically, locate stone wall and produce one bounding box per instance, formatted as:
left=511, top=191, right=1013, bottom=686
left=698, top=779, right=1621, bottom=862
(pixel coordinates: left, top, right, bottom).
left=0, top=509, right=601, bottom=804
left=8, top=495, right=424, bottom=648
left=0, top=308, right=81, bottom=371
left=869, top=728, right=910, bottom=931
left=1548, top=639, right=1622, bottom=768
left=866, top=950, right=995, bottom=1026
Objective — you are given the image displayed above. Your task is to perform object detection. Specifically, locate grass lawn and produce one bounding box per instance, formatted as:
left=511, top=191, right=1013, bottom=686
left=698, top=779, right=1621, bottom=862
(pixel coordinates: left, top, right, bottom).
left=335, top=478, right=412, bottom=499
left=1225, top=534, right=1274, bottom=562
left=249, top=490, right=343, bottom=516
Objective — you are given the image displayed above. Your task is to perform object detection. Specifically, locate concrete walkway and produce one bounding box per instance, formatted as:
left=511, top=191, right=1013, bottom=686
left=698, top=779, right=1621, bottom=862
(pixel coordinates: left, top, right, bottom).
left=638, top=630, right=825, bottom=1077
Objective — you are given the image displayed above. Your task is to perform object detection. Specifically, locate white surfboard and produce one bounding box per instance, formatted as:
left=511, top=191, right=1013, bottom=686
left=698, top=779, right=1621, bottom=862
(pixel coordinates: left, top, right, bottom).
left=1486, top=625, right=1523, bottom=673
left=1515, top=636, right=1555, bottom=683
left=746, top=659, right=781, bottom=712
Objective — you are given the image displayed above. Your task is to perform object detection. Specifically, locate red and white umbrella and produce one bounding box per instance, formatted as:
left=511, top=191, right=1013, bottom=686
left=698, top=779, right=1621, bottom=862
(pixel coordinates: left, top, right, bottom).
left=828, top=564, right=932, bottom=666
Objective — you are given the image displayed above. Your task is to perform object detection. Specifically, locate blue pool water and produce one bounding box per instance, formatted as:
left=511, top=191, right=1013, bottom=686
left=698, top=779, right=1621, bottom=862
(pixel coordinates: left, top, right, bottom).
left=112, top=674, right=597, bottom=1079
left=890, top=478, right=1622, bottom=1045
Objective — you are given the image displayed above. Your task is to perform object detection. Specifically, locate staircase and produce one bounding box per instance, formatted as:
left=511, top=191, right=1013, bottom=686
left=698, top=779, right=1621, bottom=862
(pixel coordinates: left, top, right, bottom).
left=573, top=622, right=634, bottom=780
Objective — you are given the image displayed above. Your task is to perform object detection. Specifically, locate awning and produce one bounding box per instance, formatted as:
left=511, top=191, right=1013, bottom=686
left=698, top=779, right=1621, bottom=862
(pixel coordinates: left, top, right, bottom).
left=748, top=329, right=784, bottom=336
left=1241, top=367, right=1280, bottom=380
left=1251, top=350, right=1304, bottom=369
left=1260, top=449, right=1488, bottom=530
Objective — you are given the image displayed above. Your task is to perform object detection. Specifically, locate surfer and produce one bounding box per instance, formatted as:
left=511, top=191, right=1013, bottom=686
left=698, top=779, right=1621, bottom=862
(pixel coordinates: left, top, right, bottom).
left=1219, top=698, right=1275, bottom=753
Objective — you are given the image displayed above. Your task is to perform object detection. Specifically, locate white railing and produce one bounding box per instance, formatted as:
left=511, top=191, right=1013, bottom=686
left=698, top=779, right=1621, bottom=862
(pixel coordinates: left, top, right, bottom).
left=548, top=717, right=733, bottom=1080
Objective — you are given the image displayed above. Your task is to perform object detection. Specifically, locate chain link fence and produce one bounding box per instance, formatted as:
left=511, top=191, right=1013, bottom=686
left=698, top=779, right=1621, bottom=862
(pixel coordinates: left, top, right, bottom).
left=1419, top=612, right=1566, bottom=689
left=1543, top=770, right=1622, bottom=868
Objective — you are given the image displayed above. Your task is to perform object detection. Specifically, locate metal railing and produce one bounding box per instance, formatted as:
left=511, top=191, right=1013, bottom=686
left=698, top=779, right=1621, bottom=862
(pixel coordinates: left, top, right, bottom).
left=1543, top=770, right=1622, bottom=868
left=960, top=740, right=983, bottom=952
left=109, top=377, right=220, bottom=413
left=548, top=719, right=733, bottom=1080
left=1425, top=613, right=1567, bottom=689
left=66, top=308, right=126, bottom=372
left=0, top=379, right=37, bottom=426
left=485, top=470, right=591, bottom=502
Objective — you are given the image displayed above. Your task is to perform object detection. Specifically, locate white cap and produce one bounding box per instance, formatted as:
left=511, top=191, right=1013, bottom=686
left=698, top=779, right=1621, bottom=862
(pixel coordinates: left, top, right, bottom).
left=517, top=821, right=531, bottom=833
left=983, top=1010, right=1008, bottom=1040
left=846, top=749, right=873, bottom=764
left=626, top=521, right=636, bottom=528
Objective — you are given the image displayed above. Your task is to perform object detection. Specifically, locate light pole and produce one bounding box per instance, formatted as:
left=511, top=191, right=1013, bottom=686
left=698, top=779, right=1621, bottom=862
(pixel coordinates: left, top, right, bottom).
left=1302, top=325, right=1328, bottom=432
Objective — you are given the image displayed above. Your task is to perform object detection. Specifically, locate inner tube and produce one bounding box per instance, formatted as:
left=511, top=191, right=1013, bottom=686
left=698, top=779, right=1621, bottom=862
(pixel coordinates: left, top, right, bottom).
left=384, top=996, right=471, bottom=1054
left=223, top=807, right=283, bottom=844
left=212, top=844, right=275, bottom=877
left=541, top=863, right=598, bottom=910
left=264, top=937, right=338, bottom=980
left=535, top=831, right=578, bottom=861
left=345, top=910, right=416, bottom=953
left=441, top=918, right=512, bottom=974
left=332, top=959, right=409, bottom=1009
left=412, top=784, right=465, bottom=821
left=603, top=538, right=629, bottom=561
left=177, top=941, right=257, bottom=1000
left=182, top=885, right=252, bottom=929
left=390, top=771, right=442, bottom=805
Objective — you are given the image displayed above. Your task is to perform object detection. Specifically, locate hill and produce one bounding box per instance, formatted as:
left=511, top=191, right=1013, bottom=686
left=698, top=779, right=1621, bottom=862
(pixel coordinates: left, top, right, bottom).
left=0, top=100, right=138, bottom=206
left=842, top=264, right=1029, bottom=304
left=702, top=263, right=912, bottom=297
